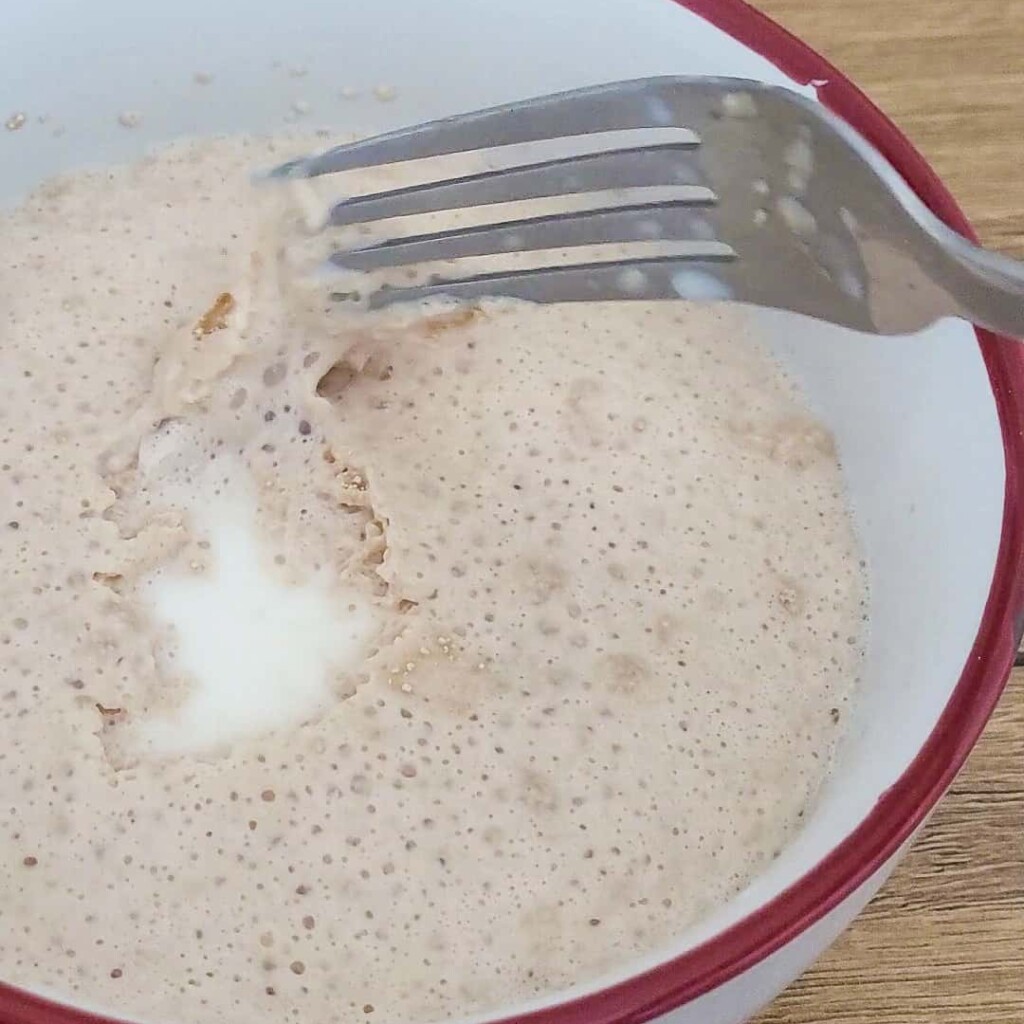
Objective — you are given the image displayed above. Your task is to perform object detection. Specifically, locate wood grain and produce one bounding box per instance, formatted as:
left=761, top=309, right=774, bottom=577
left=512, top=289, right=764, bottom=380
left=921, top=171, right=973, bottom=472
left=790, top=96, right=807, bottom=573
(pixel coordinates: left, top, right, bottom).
left=743, top=2, right=1024, bottom=1021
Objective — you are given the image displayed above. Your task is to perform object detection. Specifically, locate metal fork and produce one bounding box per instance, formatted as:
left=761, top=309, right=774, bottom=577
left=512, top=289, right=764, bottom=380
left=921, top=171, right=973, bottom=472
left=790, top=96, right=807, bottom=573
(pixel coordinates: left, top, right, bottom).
left=271, top=76, right=1024, bottom=336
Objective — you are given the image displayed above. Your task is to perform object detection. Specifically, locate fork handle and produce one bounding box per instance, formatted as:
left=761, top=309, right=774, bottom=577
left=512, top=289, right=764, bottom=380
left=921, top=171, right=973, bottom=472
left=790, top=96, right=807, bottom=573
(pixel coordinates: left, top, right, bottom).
left=939, top=230, right=1024, bottom=338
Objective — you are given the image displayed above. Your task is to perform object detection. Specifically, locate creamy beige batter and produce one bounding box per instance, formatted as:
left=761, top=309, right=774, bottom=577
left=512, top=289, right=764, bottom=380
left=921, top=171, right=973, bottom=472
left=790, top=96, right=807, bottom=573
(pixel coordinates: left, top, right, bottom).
left=0, top=135, right=865, bottom=1024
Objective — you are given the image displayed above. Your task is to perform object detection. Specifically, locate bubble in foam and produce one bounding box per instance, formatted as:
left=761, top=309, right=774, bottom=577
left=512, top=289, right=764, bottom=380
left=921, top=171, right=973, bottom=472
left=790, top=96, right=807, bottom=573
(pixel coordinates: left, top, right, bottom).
left=671, top=269, right=732, bottom=301
left=616, top=267, right=649, bottom=296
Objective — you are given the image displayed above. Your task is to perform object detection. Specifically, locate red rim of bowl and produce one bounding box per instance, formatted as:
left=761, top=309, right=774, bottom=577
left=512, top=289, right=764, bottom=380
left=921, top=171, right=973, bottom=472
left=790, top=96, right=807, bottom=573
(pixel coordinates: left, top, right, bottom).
left=1, top=2, right=1022, bottom=1023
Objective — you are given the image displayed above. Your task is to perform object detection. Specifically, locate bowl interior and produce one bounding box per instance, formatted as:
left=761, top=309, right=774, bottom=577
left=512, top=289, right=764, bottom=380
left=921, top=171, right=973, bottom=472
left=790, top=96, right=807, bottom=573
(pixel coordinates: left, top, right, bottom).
left=1, top=0, right=1005, bottom=1018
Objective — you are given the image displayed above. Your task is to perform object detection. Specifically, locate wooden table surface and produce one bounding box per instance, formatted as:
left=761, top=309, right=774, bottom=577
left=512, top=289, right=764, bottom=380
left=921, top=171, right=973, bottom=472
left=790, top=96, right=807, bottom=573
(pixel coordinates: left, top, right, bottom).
left=745, top=3, right=1024, bottom=1021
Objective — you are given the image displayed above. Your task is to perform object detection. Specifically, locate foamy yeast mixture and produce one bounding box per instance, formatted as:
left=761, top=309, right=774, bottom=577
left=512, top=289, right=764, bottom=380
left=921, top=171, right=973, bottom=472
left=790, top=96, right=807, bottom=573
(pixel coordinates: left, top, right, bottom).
left=0, top=136, right=865, bottom=1024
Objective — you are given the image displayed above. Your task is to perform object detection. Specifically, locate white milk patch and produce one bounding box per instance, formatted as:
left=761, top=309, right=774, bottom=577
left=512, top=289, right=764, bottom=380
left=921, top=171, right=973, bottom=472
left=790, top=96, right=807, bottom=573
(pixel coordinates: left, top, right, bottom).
left=136, top=496, right=376, bottom=756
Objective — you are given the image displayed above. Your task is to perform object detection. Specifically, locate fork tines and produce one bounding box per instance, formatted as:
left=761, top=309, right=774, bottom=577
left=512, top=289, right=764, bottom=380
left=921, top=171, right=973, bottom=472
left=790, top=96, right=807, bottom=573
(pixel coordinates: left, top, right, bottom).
left=273, top=78, right=742, bottom=307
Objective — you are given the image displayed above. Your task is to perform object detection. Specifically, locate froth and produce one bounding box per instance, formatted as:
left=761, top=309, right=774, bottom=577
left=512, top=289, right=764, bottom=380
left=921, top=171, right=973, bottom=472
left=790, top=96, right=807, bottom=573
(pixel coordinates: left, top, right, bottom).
left=0, top=133, right=866, bottom=1024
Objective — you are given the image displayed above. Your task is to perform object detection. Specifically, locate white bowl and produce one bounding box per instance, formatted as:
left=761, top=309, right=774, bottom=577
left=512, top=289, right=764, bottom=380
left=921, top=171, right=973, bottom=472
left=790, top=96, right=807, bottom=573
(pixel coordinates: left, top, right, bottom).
left=2, top=1, right=1021, bottom=1023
